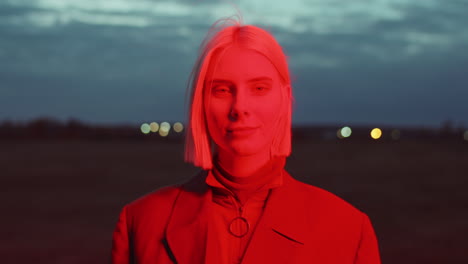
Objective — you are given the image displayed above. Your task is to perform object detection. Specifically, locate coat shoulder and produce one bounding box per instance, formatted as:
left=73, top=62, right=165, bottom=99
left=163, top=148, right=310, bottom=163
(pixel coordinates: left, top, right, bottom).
left=123, top=170, right=207, bottom=220
left=288, top=177, right=367, bottom=252
left=290, top=177, right=364, bottom=220
left=125, top=183, right=183, bottom=217
left=284, top=176, right=380, bottom=262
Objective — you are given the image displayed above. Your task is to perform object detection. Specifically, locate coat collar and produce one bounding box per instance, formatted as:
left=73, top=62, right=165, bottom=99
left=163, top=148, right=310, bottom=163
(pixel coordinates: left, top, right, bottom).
left=165, top=169, right=309, bottom=264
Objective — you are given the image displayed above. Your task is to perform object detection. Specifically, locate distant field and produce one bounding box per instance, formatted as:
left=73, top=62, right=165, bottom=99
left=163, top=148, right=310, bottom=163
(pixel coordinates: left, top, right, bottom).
left=1, top=139, right=467, bottom=264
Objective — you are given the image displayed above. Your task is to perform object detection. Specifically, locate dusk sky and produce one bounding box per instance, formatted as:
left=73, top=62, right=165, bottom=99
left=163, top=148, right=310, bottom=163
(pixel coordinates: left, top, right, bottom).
left=1, top=0, right=467, bottom=127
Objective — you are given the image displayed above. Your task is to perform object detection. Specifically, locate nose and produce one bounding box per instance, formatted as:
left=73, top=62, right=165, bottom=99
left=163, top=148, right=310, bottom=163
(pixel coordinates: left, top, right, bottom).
left=229, top=89, right=250, bottom=120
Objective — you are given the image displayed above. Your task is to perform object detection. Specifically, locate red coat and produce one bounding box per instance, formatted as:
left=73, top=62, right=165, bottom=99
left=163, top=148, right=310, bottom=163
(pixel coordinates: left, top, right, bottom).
left=111, top=170, right=381, bottom=264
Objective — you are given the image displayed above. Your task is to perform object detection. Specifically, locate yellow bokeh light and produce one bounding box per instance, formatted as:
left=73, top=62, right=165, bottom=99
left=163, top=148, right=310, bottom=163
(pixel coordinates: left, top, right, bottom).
left=370, top=128, right=382, bottom=139
left=173, top=122, right=184, bottom=133
left=150, top=122, right=159, bottom=132
left=340, top=126, right=352, bottom=138
left=159, top=129, right=169, bottom=137
left=140, top=123, right=150, bottom=134
left=160, top=122, right=171, bottom=133
left=464, top=130, right=468, bottom=141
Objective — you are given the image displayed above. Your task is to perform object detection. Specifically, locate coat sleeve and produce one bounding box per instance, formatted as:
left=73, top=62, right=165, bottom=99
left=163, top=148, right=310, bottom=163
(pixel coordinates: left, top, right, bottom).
left=354, top=213, right=381, bottom=264
left=111, top=205, right=131, bottom=264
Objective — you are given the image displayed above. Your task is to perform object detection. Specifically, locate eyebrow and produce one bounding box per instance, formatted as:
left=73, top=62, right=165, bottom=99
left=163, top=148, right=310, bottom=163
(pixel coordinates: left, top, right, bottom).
left=206, top=76, right=273, bottom=84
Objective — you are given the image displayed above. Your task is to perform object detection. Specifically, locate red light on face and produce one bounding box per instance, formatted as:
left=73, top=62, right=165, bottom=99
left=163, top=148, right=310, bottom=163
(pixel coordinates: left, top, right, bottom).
left=204, top=46, right=285, bottom=156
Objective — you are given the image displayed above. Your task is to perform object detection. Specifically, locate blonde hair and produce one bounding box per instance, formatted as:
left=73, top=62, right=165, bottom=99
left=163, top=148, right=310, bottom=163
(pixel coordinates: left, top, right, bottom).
left=184, top=14, right=294, bottom=169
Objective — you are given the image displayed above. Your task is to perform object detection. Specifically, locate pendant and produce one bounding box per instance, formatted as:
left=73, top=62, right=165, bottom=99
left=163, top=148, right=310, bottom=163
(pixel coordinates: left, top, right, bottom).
left=229, top=216, right=250, bottom=237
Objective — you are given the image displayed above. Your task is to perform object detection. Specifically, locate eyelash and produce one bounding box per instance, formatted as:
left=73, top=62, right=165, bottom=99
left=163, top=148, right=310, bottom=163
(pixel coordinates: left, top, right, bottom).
left=254, top=86, right=268, bottom=91
left=213, top=85, right=231, bottom=94
left=211, top=84, right=270, bottom=95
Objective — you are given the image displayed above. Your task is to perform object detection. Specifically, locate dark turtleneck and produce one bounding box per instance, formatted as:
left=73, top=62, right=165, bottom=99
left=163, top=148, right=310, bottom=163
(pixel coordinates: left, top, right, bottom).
left=210, top=155, right=286, bottom=205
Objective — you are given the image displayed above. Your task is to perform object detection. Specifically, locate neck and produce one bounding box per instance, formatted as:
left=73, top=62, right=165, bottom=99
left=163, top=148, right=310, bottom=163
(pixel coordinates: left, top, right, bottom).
left=215, top=149, right=270, bottom=178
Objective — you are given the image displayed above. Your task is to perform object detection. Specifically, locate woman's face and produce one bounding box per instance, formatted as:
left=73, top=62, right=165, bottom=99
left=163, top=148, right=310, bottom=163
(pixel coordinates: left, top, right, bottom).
left=203, top=45, right=286, bottom=157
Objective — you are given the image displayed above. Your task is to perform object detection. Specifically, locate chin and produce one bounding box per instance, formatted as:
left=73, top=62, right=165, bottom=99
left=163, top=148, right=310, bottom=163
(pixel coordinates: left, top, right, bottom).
left=228, top=143, right=264, bottom=157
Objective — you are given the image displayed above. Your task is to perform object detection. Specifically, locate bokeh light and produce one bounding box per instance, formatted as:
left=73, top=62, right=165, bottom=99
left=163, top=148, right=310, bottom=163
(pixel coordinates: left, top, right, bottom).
left=160, top=122, right=170, bottom=132
left=159, top=122, right=171, bottom=137
left=340, top=126, right=352, bottom=138
left=150, top=122, right=159, bottom=132
left=159, top=129, right=169, bottom=137
left=391, top=129, right=400, bottom=140
left=464, top=130, right=468, bottom=141
left=173, top=122, right=184, bottom=133
left=140, top=123, right=150, bottom=134
left=336, top=129, right=344, bottom=139
left=370, top=128, right=382, bottom=139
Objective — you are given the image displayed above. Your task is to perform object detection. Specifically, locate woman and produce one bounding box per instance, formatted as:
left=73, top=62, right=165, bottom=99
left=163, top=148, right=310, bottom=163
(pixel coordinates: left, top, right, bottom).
left=111, top=17, right=381, bottom=264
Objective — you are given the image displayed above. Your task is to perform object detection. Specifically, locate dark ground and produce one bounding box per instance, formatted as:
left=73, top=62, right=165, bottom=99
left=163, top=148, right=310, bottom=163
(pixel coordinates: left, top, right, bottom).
left=1, top=138, right=467, bottom=264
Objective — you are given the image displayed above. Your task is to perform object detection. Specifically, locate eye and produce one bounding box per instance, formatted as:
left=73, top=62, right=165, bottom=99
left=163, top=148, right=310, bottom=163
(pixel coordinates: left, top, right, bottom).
left=212, top=85, right=232, bottom=97
left=252, top=84, right=270, bottom=94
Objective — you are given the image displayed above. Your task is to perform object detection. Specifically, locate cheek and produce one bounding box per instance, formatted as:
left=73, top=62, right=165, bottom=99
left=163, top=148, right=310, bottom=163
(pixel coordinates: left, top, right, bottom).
left=258, top=95, right=283, bottom=128
left=205, top=100, right=230, bottom=135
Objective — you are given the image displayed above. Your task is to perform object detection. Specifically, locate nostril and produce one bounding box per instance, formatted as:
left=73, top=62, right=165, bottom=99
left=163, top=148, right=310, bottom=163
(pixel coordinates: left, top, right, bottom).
left=230, top=109, right=249, bottom=119
left=229, top=110, right=236, bottom=120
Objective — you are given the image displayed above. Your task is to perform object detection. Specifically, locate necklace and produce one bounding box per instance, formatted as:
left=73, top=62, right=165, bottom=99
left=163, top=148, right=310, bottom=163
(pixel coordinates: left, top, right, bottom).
left=228, top=216, right=250, bottom=237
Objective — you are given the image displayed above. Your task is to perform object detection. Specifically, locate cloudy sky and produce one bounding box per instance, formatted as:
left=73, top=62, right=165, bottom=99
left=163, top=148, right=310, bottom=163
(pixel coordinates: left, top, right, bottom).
left=1, top=0, right=467, bottom=127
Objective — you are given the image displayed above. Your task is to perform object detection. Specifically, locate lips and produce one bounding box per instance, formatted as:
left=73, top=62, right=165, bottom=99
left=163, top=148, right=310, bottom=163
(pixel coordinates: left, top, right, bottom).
left=227, top=126, right=258, bottom=132
left=226, top=126, right=259, bottom=138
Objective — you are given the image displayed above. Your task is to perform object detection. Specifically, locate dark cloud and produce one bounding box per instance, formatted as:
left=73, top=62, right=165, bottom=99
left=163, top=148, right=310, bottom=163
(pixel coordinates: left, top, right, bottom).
left=290, top=51, right=468, bottom=126
left=0, top=2, right=44, bottom=16
left=1, top=0, right=467, bottom=127
left=0, top=19, right=197, bottom=123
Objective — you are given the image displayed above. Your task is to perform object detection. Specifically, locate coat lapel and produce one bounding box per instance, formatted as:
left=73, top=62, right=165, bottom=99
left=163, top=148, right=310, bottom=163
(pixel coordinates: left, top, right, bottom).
left=242, top=170, right=310, bottom=264
left=165, top=170, right=311, bottom=264
left=165, top=170, right=212, bottom=264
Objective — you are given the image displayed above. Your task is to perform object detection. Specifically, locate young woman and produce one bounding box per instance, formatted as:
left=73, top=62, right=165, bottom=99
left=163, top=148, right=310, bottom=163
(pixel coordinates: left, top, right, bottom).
left=111, top=17, right=381, bottom=264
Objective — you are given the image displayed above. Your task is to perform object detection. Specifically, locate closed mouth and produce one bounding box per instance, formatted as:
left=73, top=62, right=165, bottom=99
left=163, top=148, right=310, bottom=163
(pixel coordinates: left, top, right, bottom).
left=227, top=127, right=258, bottom=132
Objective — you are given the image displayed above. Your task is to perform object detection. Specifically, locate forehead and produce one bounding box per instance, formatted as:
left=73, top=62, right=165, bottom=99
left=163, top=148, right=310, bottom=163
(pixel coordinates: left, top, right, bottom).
left=205, top=46, right=279, bottom=82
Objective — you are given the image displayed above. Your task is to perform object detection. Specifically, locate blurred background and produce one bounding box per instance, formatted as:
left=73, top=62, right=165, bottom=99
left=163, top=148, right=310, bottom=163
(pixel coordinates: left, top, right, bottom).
left=1, top=0, right=467, bottom=263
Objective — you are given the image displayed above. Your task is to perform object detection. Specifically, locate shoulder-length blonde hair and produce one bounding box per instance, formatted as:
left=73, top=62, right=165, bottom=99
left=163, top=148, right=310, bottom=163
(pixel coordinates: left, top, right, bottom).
left=184, top=15, right=294, bottom=169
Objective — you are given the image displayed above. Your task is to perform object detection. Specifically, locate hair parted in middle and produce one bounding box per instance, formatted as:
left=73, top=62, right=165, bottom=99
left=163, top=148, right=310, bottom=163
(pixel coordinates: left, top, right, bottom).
left=184, top=13, right=295, bottom=170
